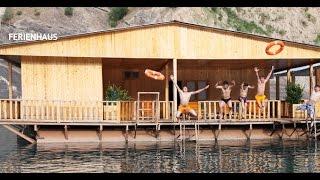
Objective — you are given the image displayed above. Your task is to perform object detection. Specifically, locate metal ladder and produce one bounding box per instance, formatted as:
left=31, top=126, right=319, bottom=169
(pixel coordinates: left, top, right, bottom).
left=178, top=113, right=199, bottom=141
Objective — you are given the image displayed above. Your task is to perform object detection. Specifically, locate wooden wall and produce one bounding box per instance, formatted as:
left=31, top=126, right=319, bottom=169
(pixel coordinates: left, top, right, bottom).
left=103, top=60, right=271, bottom=101
left=0, top=23, right=319, bottom=60
left=175, top=24, right=320, bottom=59
left=177, top=67, right=270, bottom=100
left=21, top=56, right=103, bottom=101
left=103, top=62, right=166, bottom=100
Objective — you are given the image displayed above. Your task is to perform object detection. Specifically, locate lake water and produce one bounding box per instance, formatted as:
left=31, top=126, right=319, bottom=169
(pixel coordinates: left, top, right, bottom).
left=1, top=126, right=320, bottom=173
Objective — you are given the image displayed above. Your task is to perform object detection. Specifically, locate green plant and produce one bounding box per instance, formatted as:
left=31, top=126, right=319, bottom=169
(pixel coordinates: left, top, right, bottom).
left=223, top=7, right=268, bottom=35
left=278, top=29, right=286, bottom=36
left=64, top=7, right=74, bottom=16
left=34, top=9, right=40, bottom=16
left=265, top=25, right=275, bottom=35
left=105, top=84, right=131, bottom=101
left=108, top=7, right=129, bottom=27
left=314, top=34, right=320, bottom=45
left=1, top=8, right=14, bottom=23
left=285, top=83, right=304, bottom=104
left=16, top=10, right=22, bottom=16
left=259, top=13, right=270, bottom=25
left=305, top=12, right=316, bottom=24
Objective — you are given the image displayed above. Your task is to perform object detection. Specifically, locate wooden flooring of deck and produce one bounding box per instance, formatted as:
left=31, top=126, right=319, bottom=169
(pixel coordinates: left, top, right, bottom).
left=0, top=118, right=310, bottom=126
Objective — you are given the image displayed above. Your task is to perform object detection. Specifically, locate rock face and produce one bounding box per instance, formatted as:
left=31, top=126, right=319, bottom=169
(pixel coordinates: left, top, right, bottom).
left=0, top=7, right=319, bottom=45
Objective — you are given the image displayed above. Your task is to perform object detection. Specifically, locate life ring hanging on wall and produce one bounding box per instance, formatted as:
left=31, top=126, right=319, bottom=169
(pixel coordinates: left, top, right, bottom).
left=265, top=41, right=285, bottom=55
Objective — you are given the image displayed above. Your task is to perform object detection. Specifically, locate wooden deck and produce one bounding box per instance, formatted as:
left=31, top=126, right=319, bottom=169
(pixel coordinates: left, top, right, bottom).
left=0, top=98, right=314, bottom=143
left=0, top=99, right=312, bottom=126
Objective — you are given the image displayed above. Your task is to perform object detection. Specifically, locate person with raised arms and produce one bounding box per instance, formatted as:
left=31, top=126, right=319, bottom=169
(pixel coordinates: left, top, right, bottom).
left=254, top=66, right=274, bottom=109
left=170, top=75, right=209, bottom=120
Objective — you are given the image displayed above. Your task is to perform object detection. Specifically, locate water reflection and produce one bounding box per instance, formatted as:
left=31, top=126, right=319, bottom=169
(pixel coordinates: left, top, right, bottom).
left=1, top=138, right=320, bottom=173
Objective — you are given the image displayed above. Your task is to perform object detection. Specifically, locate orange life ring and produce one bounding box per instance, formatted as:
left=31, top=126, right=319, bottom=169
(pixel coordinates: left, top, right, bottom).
left=144, top=69, right=165, bottom=80
left=265, top=41, right=285, bottom=55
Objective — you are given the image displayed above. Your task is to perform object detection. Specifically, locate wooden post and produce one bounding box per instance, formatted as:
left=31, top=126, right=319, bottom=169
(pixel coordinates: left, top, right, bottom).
left=165, top=62, right=169, bottom=119
left=315, top=67, right=320, bottom=86
left=287, top=69, right=292, bottom=85
left=310, top=65, right=314, bottom=96
left=8, top=61, right=13, bottom=99
left=276, top=76, right=280, bottom=100
left=173, top=58, right=178, bottom=121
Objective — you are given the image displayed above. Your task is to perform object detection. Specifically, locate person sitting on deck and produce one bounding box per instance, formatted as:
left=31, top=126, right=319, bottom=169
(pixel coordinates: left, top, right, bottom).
left=296, top=85, right=320, bottom=120
left=215, top=80, right=235, bottom=118
left=254, top=66, right=274, bottom=109
left=170, top=75, right=209, bottom=120
left=239, top=82, right=255, bottom=119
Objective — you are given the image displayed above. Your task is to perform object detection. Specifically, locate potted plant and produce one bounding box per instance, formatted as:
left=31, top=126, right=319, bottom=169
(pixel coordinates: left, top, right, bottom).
left=105, top=84, right=132, bottom=122
left=285, top=82, right=304, bottom=117
left=105, top=84, right=131, bottom=101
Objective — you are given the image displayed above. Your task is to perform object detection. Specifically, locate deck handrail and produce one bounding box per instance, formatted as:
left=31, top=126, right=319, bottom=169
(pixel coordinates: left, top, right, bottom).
left=0, top=99, right=282, bottom=123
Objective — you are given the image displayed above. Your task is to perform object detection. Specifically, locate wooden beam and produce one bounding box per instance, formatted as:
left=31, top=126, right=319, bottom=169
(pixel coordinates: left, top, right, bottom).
left=8, top=61, right=13, bottom=99
left=287, top=69, right=292, bottom=85
left=2, top=125, right=36, bottom=144
left=315, top=67, right=320, bottom=86
left=173, top=58, right=178, bottom=121
left=310, top=65, right=314, bottom=96
left=165, top=62, right=169, bottom=119
left=64, top=125, right=68, bottom=140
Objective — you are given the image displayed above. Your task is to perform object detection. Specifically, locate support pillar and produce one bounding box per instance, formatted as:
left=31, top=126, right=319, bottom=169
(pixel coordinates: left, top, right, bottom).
left=173, top=58, right=178, bottom=121
left=8, top=61, right=13, bottom=99
left=315, top=67, right=320, bottom=86
left=287, top=69, right=292, bottom=85
left=165, top=62, right=169, bottom=119
left=310, top=65, right=314, bottom=96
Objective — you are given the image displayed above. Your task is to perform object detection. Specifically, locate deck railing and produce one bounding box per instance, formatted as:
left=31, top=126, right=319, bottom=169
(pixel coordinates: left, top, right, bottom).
left=0, top=99, right=281, bottom=123
left=198, top=100, right=281, bottom=121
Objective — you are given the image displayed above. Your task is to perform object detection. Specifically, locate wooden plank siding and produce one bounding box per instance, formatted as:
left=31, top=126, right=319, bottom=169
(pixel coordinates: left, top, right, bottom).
left=0, top=22, right=318, bottom=60
left=21, top=56, right=103, bottom=101
left=103, top=59, right=270, bottom=101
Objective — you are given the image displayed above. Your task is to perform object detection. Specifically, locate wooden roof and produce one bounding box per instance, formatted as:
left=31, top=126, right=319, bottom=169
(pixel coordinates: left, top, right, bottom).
left=0, top=20, right=319, bottom=60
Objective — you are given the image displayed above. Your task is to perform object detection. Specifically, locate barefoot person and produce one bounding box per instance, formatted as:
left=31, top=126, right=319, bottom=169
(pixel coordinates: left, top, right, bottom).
left=296, top=84, right=320, bottom=120
left=254, top=66, right=274, bottom=109
left=239, top=82, right=255, bottom=119
left=170, top=75, right=209, bottom=120
left=215, top=80, right=235, bottom=118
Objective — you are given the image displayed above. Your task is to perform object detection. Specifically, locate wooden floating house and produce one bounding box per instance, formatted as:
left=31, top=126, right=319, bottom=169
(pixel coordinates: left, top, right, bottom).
left=0, top=20, right=319, bottom=143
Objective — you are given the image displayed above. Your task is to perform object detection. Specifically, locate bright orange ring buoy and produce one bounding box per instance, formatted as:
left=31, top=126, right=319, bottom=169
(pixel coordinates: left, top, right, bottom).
left=144, top=69, right=165, bottom=80
left=265, top=41, right=285, bottom=55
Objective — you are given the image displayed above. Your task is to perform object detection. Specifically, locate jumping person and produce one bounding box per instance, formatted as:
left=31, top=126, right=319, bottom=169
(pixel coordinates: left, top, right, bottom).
left=254, top=66, right=274, bottom=109
left=239, top=82, right=255, bottom=119
left=215, top=80, right=235, bottom=118
left=170, top=75, right=209, bottom=120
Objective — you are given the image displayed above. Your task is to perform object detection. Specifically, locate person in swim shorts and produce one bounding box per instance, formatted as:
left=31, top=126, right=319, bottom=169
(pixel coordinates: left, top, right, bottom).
left=254, top=66, right=274, bottom=109
left=239, top=82, right=255, bottom=118
left=170, top=75, right=209, bottom=120
left=216, top=80, right=235, bottom=119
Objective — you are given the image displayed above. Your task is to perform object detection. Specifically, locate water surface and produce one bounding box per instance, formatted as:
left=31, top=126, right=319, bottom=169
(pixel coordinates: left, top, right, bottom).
left=1, top=126, right=320, bottom=173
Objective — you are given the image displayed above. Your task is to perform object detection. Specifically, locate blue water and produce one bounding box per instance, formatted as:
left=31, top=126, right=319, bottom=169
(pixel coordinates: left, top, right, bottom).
left=1, top=126, right=320, bottom=173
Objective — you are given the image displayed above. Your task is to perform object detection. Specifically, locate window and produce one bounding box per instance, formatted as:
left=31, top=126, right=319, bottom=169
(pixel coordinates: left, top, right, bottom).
left=184, top=80, right=208, bottom=101
left=186, top=81, right=196, bottom=101
left=198, top=81, right=207, bottom=100
left=124, top=71, right=139, bottom=80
